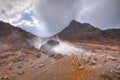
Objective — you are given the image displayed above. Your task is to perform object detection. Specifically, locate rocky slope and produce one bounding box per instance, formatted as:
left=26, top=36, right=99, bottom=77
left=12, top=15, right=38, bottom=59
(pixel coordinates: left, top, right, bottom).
left=0, top=21, right=120, bottom=80
left=56, top=20, right=120, bottom=45
left=105, top=29, right=120, bottom=38
left=0, top=21, right=36, bottom=52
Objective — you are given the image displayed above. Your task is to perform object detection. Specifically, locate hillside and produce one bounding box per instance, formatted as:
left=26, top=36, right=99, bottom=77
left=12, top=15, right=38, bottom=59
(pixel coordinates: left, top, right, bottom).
left=56, top=20, right=120, bottom=45
left=0, top=21, right=36, bottom=52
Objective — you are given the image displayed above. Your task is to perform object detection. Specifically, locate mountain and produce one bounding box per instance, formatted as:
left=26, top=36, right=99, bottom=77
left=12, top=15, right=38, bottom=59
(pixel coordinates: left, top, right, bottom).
left=0, top=22, right=120, bottom=80
left=0, top=21, right=36, bottom=52
left=55, top=20, right=120, bottom=45
left=105, top=29, right=120, bottom=38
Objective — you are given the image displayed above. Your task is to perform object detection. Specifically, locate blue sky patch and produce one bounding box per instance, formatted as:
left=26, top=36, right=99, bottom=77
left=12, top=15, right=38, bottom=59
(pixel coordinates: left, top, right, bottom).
left=21, top=12, right=33, bottom=22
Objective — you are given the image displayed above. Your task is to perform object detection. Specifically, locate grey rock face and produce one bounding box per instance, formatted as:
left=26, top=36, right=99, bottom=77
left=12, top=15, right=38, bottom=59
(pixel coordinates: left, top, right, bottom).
left=40, top=40, right=59, bottom=54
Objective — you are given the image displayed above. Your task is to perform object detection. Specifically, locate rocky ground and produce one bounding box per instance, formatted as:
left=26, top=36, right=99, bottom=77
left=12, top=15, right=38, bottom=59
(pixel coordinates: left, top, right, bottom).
left=0, top=40, right=120, bottom=80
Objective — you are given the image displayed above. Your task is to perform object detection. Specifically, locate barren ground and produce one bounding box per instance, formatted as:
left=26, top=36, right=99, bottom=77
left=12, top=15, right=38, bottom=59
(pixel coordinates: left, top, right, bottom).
left=0, top=43, right=120, bottom=80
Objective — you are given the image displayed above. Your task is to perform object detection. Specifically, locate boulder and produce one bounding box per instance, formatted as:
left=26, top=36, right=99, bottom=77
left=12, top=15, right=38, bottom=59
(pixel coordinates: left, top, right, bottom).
left=40, top=39, right=59, bottom=54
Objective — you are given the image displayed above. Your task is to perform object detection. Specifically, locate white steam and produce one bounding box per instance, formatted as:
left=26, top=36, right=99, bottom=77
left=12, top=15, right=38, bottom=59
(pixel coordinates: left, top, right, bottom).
left=51, top=41, right=84, bottom=55
left=33, top=37, right=84, bottom=55
left=33, top=37, right=47, bottom=49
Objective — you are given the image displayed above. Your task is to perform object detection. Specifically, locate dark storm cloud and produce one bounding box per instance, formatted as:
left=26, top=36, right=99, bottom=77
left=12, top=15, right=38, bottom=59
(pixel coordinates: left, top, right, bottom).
left=35, top=0, right=81, bottom=35
left=76, top=0, right=120, bottom=29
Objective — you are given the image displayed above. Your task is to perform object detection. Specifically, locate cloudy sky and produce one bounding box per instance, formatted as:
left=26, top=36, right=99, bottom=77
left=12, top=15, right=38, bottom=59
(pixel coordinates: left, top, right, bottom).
left=0, top=0, right=120, bottom=37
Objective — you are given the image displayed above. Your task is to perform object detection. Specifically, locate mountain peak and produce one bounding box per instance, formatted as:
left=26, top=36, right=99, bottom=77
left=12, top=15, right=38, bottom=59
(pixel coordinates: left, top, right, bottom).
left=0, top=21, right=11, bottom=26
left=67, top=20, right=95, bottom=30
left=70, top=20, right=81, bottom=24
left=55, top=20, right=118, bottom=43
left=68, top=20, right=82, bottom=28
left=0, top=21, right=15, bottom=31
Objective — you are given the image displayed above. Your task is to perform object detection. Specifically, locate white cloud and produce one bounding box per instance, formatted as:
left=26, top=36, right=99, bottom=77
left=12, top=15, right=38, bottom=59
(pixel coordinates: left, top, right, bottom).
left=0, top=0, right=34, bottom=23
left=0, top=0, right=51, bottom=37
left=14, top=20, right=34, bottom=27
left=31, top=15, right=50, bottom=36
